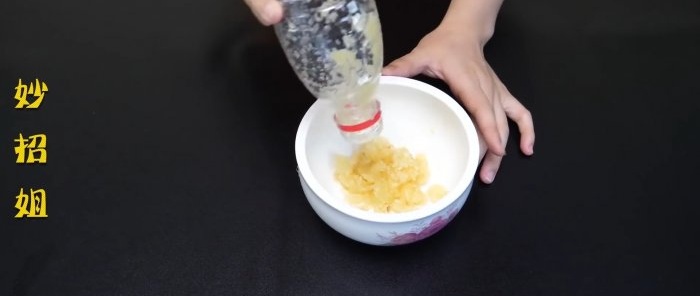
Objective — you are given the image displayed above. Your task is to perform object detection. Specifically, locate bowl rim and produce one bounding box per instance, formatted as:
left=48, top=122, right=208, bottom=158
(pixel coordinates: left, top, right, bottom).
left=295, top=75, right=480, bottom=223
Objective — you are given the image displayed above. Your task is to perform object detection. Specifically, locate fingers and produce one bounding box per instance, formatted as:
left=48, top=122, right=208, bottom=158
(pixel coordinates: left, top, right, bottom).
left=243, top=0, right=283, bottom=26
left=480, top=97, right=533, bottom=184
left=501, top=89, right=535, bottom=155
left=475, top=126, right=501, bottom=184
left=479, top=94, right=509, bottom=184
left=480, top=151, right=503, bottom=184
left=382, top=53, right=427, bottom=78
left=448, top=72, right=505, bottom=157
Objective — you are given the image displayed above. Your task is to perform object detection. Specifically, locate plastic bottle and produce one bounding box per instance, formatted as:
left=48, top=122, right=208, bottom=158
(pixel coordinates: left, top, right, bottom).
left=274, top=0, right=384, bottom=144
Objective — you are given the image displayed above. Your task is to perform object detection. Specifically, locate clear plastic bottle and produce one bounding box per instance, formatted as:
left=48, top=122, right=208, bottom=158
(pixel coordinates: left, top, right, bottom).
left=274, top=0, right=384, bottom=144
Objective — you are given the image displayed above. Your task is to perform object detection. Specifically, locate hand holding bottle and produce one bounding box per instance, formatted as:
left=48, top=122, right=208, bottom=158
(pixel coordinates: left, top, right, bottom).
left=243, top=0, right=536, bottom=184
left=243, top=0, right=283, bottom=25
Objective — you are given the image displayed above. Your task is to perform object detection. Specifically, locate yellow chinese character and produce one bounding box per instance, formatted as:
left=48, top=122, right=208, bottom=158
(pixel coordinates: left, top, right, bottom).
left=15, top=188, right=47, bottom=218
left=14, top=78, right=48, bottom=109
left=14, top=133, right=47, bottom=164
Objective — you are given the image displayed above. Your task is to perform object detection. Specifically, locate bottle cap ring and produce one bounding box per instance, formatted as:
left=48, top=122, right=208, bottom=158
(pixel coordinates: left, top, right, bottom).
left=334, top=101, right=382, bottom=133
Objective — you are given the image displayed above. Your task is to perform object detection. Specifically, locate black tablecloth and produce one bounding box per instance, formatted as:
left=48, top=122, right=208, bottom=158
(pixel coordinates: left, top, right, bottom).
left=2, top=0, right=699, bottom=295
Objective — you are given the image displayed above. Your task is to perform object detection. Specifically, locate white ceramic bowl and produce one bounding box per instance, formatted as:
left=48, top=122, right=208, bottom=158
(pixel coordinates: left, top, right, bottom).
left=295, top=76, right=480, bottom=246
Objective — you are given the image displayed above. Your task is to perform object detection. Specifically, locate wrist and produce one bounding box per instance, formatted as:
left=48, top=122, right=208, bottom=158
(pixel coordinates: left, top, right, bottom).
left=436, top=20, right=493, bottom=49
left=438, top=0, right=502, bottom=48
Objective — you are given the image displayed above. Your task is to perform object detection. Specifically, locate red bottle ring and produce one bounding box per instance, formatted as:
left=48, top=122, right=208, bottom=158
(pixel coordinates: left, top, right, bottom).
left=335, top=109, right=382, bottom=133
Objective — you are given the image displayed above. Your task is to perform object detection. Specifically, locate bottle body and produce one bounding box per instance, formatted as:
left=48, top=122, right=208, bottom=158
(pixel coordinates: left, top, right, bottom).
left=274, top=0, right=384, bottom=144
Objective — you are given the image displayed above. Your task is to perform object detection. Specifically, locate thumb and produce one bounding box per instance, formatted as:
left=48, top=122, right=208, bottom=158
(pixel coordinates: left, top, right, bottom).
left=244, top=0, right=283, bottom=26
left=382, top=53, right=427, bottom=77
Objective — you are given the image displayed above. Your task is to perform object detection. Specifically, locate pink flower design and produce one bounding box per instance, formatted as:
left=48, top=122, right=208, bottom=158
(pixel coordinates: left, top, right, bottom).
left=380, top=208, right=459, bottom=245
left=388, top=232, right=420, bottom=245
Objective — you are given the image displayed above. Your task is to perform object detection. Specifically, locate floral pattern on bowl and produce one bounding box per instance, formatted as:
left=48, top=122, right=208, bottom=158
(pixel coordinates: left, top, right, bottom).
left=377, top=207, right=460, bottom=246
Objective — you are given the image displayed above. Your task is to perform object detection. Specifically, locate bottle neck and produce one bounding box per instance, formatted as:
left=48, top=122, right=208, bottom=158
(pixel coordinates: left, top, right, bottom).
left=331, top=77, right=380, bottom=127
left=334, top=100, right=382, bottom=133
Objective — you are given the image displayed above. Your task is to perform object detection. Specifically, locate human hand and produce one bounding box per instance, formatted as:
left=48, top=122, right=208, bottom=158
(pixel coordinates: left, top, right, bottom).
left=382, top=25, right=535, bottom=184
left=243, top=0, right=283, bottom=26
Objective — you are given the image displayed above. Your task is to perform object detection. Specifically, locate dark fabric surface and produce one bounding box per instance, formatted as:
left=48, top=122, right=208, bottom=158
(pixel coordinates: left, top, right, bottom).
left=2, top=0, right=699, bottom=295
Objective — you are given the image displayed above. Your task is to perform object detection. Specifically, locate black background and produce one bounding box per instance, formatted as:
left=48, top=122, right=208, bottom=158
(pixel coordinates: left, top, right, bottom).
left=2, top=0, right=699, bottom=295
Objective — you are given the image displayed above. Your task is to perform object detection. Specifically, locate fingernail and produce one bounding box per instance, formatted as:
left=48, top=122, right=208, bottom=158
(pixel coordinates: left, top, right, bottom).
left=262, top=2, right=277, bottom=24
left=484, top=170, right=496, bottom=184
